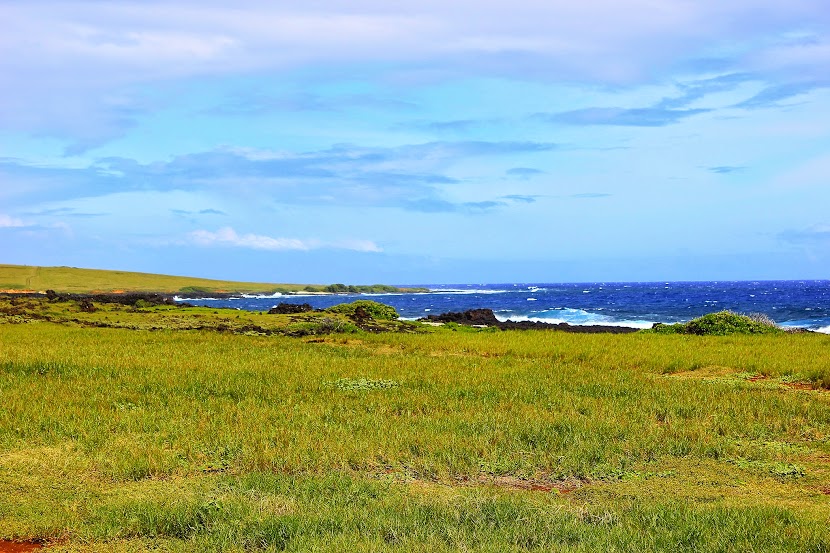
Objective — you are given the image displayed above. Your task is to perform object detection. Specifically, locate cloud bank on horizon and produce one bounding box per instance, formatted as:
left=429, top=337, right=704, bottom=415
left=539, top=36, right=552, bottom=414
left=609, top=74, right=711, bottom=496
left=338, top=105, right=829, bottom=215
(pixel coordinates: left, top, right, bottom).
left=1, top=0, right=829, bottom=283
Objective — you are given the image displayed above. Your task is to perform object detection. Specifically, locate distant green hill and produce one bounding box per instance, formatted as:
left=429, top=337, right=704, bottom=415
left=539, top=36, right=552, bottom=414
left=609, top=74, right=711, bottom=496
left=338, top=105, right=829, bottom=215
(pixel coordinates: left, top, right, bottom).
left=0, top=264, right=423, bottom=295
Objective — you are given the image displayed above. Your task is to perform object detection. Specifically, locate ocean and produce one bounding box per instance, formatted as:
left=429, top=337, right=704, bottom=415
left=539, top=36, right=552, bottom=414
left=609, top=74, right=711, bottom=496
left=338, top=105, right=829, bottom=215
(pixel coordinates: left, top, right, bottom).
left=176, top=280, right=830, bottom=333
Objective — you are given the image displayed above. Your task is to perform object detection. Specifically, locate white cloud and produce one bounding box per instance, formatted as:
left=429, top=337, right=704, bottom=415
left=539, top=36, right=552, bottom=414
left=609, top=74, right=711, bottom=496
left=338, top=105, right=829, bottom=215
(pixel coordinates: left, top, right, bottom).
left=187, top=226, right=381, bottom=252
left=3, top=1, right=830, bottom=150
left=189, top=227, right=312, bottom=250
left=329, top=239, right=383, bottom=253
left=0, top=214, right=27, bottom=228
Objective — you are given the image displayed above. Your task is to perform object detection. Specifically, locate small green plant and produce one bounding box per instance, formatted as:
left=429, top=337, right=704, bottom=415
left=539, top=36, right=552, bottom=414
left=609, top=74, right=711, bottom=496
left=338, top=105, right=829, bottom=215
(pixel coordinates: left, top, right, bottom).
left=729, top=458, right=805, bottom=478
left=329, top=377, right=399, bottom=391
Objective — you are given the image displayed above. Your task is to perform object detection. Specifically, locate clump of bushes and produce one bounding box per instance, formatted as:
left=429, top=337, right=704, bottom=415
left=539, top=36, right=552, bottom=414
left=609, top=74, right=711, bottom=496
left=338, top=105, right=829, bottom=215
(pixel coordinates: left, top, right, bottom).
left=647, top=311, right=781, bottom=336
left=324, top=300, right=398, bottom=320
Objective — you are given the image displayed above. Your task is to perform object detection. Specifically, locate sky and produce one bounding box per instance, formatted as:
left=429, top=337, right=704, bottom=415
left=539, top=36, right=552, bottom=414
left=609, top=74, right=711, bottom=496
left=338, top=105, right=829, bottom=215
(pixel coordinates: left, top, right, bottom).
left=2, top=0, right=830, bottom=284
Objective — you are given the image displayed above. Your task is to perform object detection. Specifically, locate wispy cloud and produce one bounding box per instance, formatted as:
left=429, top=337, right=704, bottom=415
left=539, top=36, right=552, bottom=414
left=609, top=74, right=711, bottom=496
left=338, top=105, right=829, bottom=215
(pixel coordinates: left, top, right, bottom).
left=0, top=214, right=27, bottom=228
left=779, top=223, right=830, bottom=244
left=506, top=167, right=544, bottom=179
left=187, top=227, right=381, bottom=252
left=172, top=208, right=227, bottom=216
left=2, top=140, right=556, bottom=213
left=656, top=73, right=756, bottom=109
left=733, top=82, right=827, bottom=109
left=500, top=194, right=539, bottom=203
left=708, top=165, right=745, bottom=174
left=401, top=199, right=506, bottom=213
left=545, top=107, right=710, bottom=127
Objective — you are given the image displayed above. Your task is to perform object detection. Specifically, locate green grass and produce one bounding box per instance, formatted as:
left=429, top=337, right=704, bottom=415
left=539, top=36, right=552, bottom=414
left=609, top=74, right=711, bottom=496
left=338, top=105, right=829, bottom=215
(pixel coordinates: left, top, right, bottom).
left=1, top=298, right=829, bottom=551
left=0, top=264, right=425, bottom=294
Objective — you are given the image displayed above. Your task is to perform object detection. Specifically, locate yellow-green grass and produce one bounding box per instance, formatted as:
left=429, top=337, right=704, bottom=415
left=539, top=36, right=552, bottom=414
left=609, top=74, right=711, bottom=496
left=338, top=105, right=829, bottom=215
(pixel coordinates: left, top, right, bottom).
left=0, top=264, right=418, bottom=295
left=1, top=303, right=829, bottom=551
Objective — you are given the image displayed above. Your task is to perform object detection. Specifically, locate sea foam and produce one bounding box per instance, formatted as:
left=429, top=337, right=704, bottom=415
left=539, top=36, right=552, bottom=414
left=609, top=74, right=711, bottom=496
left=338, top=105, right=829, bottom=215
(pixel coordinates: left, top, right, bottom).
left=494, top=307, right=655, bottom=329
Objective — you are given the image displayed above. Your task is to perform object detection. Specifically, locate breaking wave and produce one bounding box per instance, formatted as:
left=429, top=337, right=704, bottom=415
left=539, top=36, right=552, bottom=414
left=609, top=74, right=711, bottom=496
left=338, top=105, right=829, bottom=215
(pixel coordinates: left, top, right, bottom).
left=494, top=307, right=657, bottom=329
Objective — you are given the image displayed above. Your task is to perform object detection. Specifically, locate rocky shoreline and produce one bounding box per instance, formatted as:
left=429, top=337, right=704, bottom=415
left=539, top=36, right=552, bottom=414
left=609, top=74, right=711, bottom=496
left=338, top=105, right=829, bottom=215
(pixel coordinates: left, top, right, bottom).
left=419, top=308, right=640, bottom=333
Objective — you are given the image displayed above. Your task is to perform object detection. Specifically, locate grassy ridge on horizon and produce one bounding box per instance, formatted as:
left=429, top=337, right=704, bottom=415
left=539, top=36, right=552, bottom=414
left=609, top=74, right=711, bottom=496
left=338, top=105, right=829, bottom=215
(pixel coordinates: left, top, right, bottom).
left=0, top=264, right=423, bottom=295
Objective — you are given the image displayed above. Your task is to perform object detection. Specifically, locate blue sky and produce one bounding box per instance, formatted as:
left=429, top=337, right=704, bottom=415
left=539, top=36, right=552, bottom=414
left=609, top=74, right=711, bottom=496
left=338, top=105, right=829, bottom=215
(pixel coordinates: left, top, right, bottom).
left=2, top=0, right=830, bottom=284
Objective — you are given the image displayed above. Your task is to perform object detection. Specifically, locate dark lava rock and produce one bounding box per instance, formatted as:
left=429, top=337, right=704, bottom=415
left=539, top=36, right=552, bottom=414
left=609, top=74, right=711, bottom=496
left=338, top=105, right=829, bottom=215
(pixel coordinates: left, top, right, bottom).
left=78, top=299, right=96, bottom=313
left=350, top=305, right=371, bottom=322
left=426, top=308, right=499, bottom=326
left=32, top=292, right=177, bottom=306
left=268, top=302, right=313, bottom=314
left=422, top=308, right=638, bottom=334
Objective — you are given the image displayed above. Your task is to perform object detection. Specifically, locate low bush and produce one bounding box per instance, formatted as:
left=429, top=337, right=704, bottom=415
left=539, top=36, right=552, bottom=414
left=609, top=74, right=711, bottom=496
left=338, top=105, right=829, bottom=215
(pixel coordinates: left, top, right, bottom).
left=646, top=311, right=781, bottom=336
left=324, top=300, right=398, bottom=320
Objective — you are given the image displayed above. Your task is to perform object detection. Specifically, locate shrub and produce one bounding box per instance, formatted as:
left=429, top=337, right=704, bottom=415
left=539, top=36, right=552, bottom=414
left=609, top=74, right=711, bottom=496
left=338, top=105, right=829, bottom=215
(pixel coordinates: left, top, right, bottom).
left=648, top=323, right=686, bottom=334
left=644, top=311, right=781, bottom=336
left=324, top=300, right=398, bottom=320
left=283, top=318, right=359, bottom=337
left=685, top=311, right=780, bottom=336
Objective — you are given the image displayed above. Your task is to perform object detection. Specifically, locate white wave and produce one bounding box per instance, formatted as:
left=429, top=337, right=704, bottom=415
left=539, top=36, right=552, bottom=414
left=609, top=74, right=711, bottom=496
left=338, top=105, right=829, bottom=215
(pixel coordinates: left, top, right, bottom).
left=241, top=292, right=284, bottom=299
left=497, top=313, right=655, bottom=329
left=494, top=307, right=656, bottom=329
left=814, top=326, right=830, bottom=334
left=173, top=295, right=224, bottom=301
left=428, top=288, right=510, bottom=294
left=527, top=298, right=537, bottom=301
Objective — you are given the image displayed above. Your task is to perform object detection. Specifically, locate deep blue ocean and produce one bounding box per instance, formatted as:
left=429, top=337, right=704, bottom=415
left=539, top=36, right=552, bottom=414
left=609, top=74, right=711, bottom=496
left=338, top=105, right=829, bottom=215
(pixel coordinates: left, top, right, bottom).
left=176, top=281, right=830, bottom=333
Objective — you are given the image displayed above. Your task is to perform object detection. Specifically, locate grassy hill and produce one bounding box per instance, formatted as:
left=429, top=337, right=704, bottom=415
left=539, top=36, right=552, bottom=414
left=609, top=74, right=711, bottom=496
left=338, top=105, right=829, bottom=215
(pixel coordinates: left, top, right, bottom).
left=0, top=264, right=418, bottom=295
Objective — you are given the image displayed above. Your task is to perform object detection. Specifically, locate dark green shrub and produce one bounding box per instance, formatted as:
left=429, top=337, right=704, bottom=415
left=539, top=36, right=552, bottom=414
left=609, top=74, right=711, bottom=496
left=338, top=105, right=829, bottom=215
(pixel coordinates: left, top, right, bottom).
left=324, top=300, right=398, bottom=320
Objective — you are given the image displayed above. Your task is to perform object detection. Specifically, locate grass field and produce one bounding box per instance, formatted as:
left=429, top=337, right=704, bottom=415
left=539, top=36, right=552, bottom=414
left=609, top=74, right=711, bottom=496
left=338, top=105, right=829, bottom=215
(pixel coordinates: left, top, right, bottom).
left=0, top=265, right=422, bottom=295
left=1, top=298, right=829, bottom=551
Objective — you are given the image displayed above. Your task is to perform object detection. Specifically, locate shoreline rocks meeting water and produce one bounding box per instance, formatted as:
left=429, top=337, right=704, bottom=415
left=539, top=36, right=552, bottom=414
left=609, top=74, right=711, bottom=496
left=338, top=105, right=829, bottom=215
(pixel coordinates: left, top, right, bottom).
left=419, top=308, right=639, bottom=333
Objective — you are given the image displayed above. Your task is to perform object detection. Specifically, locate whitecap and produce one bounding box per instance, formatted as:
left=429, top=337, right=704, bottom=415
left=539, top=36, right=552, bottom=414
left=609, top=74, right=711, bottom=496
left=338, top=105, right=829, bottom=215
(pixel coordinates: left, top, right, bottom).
left=174, top=295, right=223, bottom=301
left=428, top=288, right=510, bottom=295
left=494, top=307, right=656, bottom=329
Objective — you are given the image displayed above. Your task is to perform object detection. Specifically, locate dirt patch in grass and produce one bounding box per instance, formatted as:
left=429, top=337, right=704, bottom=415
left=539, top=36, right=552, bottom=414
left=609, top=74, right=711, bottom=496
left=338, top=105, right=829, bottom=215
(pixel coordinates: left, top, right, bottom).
left=782, top=381, right=818, bottom=391
left=665, top=369, right=828, bottom=393
left=451, top=475, right=585, bottom=493
left=483, top=475, right=584, bottom=493
left=0, top=540, right=44, bottom=552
